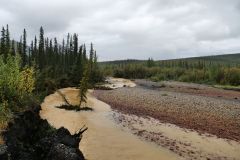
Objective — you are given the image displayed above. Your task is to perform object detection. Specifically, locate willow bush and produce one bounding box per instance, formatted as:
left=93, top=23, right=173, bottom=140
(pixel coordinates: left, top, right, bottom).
left=0, top=54, right=36, bottom=113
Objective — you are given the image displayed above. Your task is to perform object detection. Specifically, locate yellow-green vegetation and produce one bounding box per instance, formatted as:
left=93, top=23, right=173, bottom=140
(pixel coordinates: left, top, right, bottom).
left=0, top=54, right=35, bottom=141
left=214, top=84, right=240, bottom=91
left=18, top=67, right=35, bottom=96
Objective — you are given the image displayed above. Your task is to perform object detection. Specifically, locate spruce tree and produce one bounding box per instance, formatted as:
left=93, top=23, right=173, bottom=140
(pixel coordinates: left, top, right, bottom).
left=28, top=47, right=31, bottom=66
left=89, top=43, right=94, bottom=83
left=93, top=50, right=98, bottom=72
left=73, top=34, right=78, bottom=63
left=45, top=38, right=49, bottom=66
left=30, top=40, right=34, bottom=65
left=53, top=37, right=58, bottom=66
left=0, top=27, right=6, bottom=59
left=22, top=28, right=27, bottom=66
left=18, top=36, right=23, bottom=63
left=147, top=58, right=154, bottom=68
left=89, top=43, right=94, bottom=66
left=69, top=35, right=73, bottom=65
left=79, top=64, right=89, bottom=108
left=34, top=36, right=37, bottom=63
left=62, top=39, right=65, bottom=71
left=77, top=45, right=83, bottom=67
left=66, top=33, right=70, bottom=68
left=83, top=44, right=87, bottom=65
left=49, top=39, right=53, bottom=66
left=39, top=26, right=45, bottom=69
left=5, top=25, right=10, bottom=54
left=10, top=40, right=15, bottom=56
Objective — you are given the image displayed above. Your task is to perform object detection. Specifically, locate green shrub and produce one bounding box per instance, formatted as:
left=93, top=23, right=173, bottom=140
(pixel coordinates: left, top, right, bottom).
left=0, top=100, right=12, bottom=133
left=224, top=68, right=240, bottom=86
left=0, top=54, right=36, bottom=111
left=150, top=73, right=166, bottom=81
left=213, top=68, right=225, bottom=84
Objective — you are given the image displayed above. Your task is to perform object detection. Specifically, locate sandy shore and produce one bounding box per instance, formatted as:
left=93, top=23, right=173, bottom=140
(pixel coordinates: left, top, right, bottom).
left=113, top=112, right=240, bottom=160
left=104, top=77, right=136, bottom=88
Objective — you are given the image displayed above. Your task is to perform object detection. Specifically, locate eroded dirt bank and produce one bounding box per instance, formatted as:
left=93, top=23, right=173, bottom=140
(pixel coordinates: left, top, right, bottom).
left=40, top=88, right=180, bottom=160
left=2, top=105, right=84, bottom=160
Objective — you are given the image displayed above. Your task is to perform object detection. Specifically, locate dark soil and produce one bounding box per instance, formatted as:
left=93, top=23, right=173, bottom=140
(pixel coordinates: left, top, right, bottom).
left=1, top=105, right=85, bottom=160
left=94, top=85, right=113, bottom=90
left=56, top=105, right=93, bottom=112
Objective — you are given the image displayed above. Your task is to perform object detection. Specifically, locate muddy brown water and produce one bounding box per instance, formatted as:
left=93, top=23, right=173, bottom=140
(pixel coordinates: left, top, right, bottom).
left=40, top=86, right=240, bottom=160
left=40, top=88, right=181, bottom=160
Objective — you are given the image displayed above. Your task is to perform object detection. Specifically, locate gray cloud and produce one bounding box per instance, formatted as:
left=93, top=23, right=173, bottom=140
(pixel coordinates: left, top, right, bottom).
left=1, top=0, right=240, bottom=61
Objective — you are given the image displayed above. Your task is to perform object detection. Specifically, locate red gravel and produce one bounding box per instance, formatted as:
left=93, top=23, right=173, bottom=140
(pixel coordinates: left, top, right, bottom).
left=93, top=84, right=240, bottom=141
left=135, top=79, right=240, bottom=101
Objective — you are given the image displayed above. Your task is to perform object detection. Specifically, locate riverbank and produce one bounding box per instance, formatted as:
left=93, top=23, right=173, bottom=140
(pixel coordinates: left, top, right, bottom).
left=1, top=104, right=85, bottom=160
left=112, top=111, right=240, bottom=160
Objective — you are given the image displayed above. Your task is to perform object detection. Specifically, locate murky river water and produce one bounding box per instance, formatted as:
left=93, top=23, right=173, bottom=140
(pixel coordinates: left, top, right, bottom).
left=40, top=88, right=181, bottom=160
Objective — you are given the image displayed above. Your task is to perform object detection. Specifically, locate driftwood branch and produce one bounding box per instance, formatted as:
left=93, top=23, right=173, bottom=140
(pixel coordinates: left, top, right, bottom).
left=56, top=90, right=70, bottom=105
left=75, top=125, right=88, bottom=137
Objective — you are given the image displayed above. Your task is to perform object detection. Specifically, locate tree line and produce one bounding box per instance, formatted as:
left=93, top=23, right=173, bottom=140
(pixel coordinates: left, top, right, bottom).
left=101, top=57, right=240, bottom=86
left=0, top=25, right=103, bottom=91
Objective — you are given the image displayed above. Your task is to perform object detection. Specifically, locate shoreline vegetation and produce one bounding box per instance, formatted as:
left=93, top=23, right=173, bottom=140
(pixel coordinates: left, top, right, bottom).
left=213, top=84, right=240, bottom=91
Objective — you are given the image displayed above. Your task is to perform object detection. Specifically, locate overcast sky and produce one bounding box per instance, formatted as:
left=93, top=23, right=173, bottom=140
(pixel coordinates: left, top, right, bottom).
left=1, top=0, right=240, bottom=61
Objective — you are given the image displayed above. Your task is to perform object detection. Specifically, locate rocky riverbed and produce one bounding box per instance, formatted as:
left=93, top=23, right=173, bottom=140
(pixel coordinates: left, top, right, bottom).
left=94, top=79, right=240, bottom=159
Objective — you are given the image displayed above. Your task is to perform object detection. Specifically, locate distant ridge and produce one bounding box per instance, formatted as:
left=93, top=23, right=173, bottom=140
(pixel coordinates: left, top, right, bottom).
left=101, top=53, right=240, bottom=65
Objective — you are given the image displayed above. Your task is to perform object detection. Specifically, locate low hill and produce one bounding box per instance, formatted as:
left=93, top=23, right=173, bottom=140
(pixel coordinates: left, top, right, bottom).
left=100, top=53, right=240, bottom=66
